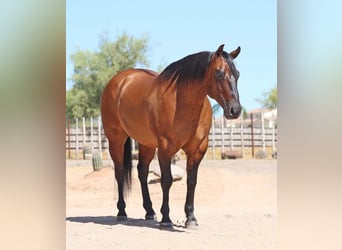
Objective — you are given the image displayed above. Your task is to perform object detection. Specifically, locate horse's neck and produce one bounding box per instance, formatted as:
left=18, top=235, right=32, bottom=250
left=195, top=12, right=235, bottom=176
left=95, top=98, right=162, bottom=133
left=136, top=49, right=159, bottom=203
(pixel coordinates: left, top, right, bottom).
left=151, top=81, right=207, bottom=116
left=149, top=81, right=210, bottom=137
left=177, top=82, right=207, bottom=107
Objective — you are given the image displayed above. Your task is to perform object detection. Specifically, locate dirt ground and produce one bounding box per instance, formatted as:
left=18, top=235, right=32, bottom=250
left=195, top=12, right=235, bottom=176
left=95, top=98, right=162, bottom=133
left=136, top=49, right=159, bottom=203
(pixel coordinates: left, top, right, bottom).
left=66, top=159, right=277, bottom=250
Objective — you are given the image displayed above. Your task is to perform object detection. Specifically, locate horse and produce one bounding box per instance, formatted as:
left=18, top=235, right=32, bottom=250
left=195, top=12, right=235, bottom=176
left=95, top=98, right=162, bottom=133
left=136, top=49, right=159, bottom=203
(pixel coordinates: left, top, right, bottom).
left=100, top=44, right=241, bottom=228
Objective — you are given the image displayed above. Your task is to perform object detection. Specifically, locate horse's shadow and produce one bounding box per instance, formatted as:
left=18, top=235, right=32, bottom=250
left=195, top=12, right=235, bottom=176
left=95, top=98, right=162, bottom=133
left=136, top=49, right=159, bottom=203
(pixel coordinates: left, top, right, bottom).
left=66, top=216, right=187, bottom=233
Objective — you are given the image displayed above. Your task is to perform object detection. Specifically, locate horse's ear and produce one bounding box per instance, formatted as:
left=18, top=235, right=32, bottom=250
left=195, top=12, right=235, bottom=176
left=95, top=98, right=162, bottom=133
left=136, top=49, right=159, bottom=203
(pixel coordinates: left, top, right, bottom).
left=215, top=44, right=225, bottom=57
left=230, top=46, right=241, bottom=59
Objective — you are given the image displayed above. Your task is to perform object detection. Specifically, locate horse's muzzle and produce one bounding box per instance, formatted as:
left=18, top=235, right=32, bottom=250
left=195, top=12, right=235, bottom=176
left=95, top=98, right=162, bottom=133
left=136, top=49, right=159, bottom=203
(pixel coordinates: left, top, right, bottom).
left=224, top=102, right=241, bottom=119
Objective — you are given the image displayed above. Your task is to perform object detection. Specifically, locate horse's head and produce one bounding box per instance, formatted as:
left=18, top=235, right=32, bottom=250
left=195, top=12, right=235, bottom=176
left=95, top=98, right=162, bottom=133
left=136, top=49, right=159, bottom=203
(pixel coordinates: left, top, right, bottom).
left=206, top=44, right=241, bottom=119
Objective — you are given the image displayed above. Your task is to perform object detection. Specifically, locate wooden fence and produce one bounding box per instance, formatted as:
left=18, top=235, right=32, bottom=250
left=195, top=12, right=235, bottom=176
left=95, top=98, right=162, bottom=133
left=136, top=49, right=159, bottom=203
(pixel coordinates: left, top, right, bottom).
left=66, top=116, right=277, bottom=159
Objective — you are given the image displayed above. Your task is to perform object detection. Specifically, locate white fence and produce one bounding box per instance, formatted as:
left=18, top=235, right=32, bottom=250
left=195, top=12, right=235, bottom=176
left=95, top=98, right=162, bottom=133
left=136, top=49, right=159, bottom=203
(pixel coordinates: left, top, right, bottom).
left=66, top=116, right=277, bottom=159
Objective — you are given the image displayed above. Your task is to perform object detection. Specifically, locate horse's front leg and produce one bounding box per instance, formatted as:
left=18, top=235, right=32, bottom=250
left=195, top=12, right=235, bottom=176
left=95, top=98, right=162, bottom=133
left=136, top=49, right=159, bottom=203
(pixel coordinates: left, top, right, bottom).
left=184, top=137, right=208, bottom=229
left=157, top=140, right=174, bottom=227
left=184, top=160, right=200, bottom=228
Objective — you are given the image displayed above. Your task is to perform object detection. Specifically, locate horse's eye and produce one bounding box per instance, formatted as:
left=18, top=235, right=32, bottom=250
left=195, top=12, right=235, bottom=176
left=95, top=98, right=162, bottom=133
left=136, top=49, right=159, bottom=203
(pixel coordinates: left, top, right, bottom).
left=215, top=69, right=225, bottom=81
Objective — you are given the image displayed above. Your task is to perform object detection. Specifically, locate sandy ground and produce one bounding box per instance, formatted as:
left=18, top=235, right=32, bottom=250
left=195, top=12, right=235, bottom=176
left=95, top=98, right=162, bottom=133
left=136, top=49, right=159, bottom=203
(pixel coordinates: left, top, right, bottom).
left=66, top=159, right=277, bottom=250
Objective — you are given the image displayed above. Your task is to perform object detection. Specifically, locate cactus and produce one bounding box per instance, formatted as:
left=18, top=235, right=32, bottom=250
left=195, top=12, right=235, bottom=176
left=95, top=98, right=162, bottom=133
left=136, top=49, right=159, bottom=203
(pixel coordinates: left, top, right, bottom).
left=256, top=149, right=267, bottom=159
left=92, top=151, right=103, bottom=171
left=221, top=150, right=242, bottom=159
left=83, top=145, right=92, bottom=160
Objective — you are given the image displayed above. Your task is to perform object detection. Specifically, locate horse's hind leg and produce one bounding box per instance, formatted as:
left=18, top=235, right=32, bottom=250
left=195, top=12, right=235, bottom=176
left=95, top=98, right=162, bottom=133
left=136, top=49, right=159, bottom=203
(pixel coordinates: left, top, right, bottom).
left=107, top=131, right=129, bottom=220
left=137, top=144, right=157, bottom=220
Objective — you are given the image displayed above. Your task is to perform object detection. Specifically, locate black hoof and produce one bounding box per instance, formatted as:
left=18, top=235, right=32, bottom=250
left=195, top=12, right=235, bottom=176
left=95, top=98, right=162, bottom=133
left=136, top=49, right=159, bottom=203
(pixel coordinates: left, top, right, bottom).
left=185, top=219, right=198, bottom=229
left=117, top=215, right=127, bottom=221
left=145, top=214, right=157, bottom=220
left=160, top=222, right=173, bottom=229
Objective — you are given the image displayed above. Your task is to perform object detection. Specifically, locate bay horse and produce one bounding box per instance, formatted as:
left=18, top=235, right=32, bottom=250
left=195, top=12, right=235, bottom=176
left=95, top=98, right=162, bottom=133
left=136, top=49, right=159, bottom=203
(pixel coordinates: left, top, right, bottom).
left=101, top=44, right=241, bottom=228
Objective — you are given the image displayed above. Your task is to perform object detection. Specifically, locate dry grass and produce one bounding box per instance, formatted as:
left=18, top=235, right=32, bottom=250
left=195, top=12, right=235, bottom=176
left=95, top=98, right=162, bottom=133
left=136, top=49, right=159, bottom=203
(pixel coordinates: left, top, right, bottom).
left=66, top=146, right=276, bottom=160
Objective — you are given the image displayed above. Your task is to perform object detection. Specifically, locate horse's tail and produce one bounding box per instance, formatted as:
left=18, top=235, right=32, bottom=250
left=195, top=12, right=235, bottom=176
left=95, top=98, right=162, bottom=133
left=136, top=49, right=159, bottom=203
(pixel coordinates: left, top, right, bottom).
left=123, top=137, right=133, bottom=191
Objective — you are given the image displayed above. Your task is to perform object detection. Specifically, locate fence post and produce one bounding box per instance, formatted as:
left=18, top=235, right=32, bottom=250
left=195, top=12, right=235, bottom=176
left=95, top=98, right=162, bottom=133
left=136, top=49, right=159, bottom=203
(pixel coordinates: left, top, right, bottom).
left=261, top=112, right=266, bottom=151
left=75, top=117, right=79, bottom=159
left=90, top=117, right=94, bottom=151
left=82, top=117, right=86, bottom=148
left=250, top=113, right=254, bottom=158
left=230, top=119, right=233, bottom=150
left=97, top=116, right=102, bottom=159
left=221, top=116, right=224, bottom=155
left=211, top=119, right=215, bottom=159
left=241, top=117, right=244, bottom=158
left=106, top=137, right=110, bottom=160
left=67, top=117, right=71, bottom=159
left=272, top=123, right=276, bottom=152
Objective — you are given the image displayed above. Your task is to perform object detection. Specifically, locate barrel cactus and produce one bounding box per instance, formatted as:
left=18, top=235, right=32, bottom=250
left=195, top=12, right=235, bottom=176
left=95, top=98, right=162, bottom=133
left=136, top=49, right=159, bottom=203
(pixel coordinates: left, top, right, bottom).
left=256, top=149, right=267, bottom=159
left=92, top=151, right=103, bottom=171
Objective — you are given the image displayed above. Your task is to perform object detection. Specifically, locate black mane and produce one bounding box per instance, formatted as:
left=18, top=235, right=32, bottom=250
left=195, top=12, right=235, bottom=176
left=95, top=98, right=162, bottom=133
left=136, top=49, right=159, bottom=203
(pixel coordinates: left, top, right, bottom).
left=156, top=50, right=238, bottom=87
left=156, top=51, right=211, bottom=87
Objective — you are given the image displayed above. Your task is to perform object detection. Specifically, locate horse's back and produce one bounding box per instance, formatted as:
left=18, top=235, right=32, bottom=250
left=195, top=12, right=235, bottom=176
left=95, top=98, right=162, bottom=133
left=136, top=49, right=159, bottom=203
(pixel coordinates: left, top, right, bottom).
left=102, top=68, right=158, bottom=95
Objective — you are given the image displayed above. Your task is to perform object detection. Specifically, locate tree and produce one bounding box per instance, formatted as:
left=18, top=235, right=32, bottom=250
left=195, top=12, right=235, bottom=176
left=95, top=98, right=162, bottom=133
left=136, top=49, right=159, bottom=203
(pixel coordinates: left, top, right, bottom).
left=66, top=89, right=95, bottom=118
left=66, top=32, right=150, bottom=118
left=211, top=102, right=221, bottom=117
left=256, top=85, right=277, bottom=109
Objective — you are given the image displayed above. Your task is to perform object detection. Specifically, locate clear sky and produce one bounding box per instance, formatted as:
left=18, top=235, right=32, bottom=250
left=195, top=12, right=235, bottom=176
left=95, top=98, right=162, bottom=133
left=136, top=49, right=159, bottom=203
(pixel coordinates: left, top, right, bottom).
left=66, top=0, right=276, bottom=111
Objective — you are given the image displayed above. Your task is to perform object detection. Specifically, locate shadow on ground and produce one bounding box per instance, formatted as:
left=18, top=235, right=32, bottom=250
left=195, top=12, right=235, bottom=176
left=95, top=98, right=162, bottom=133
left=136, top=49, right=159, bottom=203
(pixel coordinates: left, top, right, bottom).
left=66, top=216, right=187, bottom=233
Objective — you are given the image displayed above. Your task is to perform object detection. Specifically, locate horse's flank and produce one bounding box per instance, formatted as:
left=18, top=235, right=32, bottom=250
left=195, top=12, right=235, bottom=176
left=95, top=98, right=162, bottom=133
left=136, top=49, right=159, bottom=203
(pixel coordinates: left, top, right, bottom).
left=101, top=68, right=159, bottom=148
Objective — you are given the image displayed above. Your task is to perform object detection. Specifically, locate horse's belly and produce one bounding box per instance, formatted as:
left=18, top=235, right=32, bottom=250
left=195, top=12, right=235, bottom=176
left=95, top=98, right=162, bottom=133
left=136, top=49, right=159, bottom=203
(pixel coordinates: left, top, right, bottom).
left=122, top=119, right=158, bottom=148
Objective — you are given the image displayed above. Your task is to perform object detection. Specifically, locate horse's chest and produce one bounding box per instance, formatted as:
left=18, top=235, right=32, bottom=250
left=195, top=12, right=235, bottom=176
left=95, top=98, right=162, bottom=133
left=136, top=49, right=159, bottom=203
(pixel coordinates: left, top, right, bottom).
left=163, top=113, right=203, bottom=144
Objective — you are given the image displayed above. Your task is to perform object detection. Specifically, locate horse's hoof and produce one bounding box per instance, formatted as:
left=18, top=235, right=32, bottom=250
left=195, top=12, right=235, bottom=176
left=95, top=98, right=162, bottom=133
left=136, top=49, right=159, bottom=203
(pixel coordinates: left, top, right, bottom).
left=185, top=219, right=198, bottom=229
left=145, top=214, right=157, bottom=220
left=117, top=215, right=128, bottom=221
left=160, top=222, right=173, bottom=229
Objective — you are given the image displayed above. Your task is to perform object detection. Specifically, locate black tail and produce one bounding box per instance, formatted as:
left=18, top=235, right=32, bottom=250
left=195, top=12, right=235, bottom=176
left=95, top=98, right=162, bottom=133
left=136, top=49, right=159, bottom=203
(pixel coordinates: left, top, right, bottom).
left=123, top=137, right=133, bottom=191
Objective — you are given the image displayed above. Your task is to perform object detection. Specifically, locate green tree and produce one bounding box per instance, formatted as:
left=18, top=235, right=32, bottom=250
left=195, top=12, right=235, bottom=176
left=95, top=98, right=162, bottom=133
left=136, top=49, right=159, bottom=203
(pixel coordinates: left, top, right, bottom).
left=66, top=89, right=94, bottom=118
left=256, top=85, right=277, bottom=109
left=241, top=106, right=248, bottom=119
left=211, top=103, right=221, bottom=117
left=66, top=32, right=150, bottom=118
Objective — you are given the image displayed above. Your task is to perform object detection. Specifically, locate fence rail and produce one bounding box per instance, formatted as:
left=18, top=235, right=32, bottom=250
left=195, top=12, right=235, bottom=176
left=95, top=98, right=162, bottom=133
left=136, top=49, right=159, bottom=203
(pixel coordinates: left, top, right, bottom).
left=66, top=116, right=277, bottom=159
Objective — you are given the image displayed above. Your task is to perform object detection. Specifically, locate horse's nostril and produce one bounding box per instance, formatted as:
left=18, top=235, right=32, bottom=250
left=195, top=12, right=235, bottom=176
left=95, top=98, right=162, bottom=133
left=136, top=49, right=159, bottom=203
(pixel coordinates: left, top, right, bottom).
left=230, top=105, right=241, bottom=116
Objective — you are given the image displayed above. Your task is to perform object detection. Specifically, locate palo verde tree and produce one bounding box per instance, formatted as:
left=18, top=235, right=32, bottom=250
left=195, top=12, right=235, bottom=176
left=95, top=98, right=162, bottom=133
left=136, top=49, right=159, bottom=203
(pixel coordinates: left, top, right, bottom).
left=66, top=32, right=150, bottom=118
left=256, top=85, right=277, bottom=110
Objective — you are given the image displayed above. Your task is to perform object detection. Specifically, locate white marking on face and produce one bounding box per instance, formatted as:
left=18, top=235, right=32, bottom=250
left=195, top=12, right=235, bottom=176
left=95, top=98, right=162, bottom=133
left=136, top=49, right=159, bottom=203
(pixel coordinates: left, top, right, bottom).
left=229, top=74, right=238, bottom=99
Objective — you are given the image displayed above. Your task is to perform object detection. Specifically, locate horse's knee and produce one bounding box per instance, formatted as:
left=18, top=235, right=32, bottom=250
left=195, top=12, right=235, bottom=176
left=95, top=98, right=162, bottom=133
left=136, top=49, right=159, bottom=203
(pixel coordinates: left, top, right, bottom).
left=161, top=173, right=173, bottom=189
left=187, top=177, right=197, bottom=187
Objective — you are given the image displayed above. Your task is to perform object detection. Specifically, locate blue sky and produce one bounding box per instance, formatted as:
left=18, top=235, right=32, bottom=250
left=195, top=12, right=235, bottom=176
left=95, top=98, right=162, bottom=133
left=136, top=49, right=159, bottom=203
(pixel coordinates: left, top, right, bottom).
left=66, top=0, right=276, bottom=111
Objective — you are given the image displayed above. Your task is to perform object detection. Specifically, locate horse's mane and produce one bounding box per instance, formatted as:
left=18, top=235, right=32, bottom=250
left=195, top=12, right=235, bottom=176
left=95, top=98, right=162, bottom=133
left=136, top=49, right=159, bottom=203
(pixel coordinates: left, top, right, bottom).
left=156, top=51, right=211, bottom=87
left=156, top=50, right=238, bottom=88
